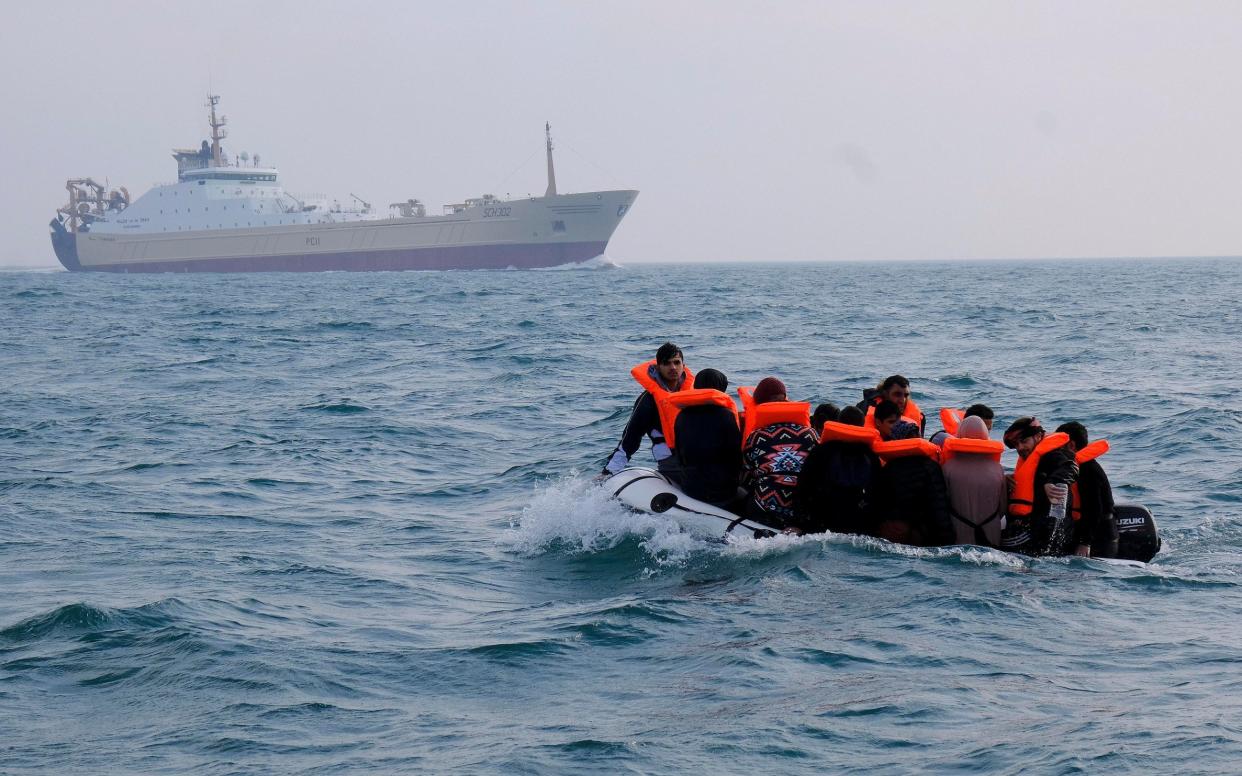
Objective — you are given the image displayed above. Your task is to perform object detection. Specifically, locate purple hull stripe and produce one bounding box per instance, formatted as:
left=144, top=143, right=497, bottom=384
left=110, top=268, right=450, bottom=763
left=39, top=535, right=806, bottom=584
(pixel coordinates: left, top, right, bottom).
left=53, top=238, right=609, bottom=273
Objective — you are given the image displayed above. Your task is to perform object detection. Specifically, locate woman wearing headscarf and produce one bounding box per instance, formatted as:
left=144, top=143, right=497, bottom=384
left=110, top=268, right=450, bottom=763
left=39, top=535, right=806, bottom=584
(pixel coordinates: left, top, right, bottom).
left=941, top=416, right=1007, bottom=547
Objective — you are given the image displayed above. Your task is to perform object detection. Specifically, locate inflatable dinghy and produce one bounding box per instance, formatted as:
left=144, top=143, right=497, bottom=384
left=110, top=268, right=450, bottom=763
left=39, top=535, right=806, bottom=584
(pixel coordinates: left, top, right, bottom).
left=605, top=467, right=778, bottom=540
left=604, top=467, right=1161, bottom=561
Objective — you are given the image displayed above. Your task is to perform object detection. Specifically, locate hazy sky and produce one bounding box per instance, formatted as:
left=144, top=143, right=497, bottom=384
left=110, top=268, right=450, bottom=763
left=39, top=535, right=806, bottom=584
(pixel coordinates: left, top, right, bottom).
left=4, top=1, right=1241, bottom=267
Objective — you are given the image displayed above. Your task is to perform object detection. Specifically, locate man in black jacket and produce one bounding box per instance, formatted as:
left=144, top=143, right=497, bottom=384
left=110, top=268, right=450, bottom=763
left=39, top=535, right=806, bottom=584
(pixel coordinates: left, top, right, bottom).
left=1057, top=421, right=1119, bottom=557
left=1001, top=416, right=1079, bottom=556
left=672, top=369, right=743, bottom=508
left=601, top=342, right=687, bottom=477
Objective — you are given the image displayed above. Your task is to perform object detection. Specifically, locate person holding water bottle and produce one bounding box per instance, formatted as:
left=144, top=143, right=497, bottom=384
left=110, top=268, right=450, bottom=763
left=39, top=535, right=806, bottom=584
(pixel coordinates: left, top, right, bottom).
left=1000, top=416, right=1079, bottom=556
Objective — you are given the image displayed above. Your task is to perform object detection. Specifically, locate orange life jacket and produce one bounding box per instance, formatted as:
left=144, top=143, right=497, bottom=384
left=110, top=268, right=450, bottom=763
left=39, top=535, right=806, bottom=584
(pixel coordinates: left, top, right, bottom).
left=941, top=436, right=1004, bottom=463
left=738, top=385, right=811, bottom=446
left=872, top=437, right=941, bottom=463
left=630, top=359, right=695, bottom=441
left=657, top=388, right=740, bottom=450
left=1068, top=439, right=1110, bottom=522
left=818, top=421, right=880, bottom=446
left=863, top=398, right=925, bottom=433
left=1007, top=431, right=1071, bottom=518
left=939, top=407, right=965, bottom=436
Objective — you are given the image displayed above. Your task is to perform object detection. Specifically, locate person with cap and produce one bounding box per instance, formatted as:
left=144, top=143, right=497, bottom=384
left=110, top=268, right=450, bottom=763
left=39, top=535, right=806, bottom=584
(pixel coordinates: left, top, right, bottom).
left=794, top=405, right=883, bottom=536
left=869, top=421, right=955, bottom=546
left=1056, top=421, right=1119, bottom=558
left=671, top=368, right=744, bottom=508
left=941, top=415, right=1008, bottom=547
left=1000, top=416, right=1078, bottom=555
left=601, top=342, right=691, bottom=478
left=740, top=377, right=818, bottom=530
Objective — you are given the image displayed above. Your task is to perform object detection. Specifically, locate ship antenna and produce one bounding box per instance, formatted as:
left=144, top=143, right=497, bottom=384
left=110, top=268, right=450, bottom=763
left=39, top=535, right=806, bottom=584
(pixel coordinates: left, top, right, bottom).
left=207, top=94, right=229, bottom=167
left=544, top=122, right=557, bottom=197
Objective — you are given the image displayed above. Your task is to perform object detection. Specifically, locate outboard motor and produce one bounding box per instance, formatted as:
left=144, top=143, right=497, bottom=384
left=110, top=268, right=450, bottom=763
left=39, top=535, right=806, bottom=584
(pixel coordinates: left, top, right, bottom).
left=1113, top=503, right=1161, bottom=563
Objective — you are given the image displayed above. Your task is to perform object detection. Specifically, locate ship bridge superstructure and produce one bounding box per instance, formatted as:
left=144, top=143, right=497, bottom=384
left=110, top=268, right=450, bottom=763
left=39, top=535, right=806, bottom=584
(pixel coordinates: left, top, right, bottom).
left=61, top=94, right=378, bottom=236
left=87, top=164, right=377, bottom=235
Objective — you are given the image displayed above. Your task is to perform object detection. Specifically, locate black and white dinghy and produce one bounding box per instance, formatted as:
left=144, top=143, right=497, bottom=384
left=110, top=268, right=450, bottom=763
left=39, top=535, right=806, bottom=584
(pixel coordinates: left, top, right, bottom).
left=604, top=467, right=779, bottom=541
left=604, top=467, right=1162, bottom=561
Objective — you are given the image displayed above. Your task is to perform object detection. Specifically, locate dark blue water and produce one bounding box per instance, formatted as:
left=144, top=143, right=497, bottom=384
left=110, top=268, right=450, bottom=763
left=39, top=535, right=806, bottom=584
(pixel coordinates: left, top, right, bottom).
left=2, top=259, right=1240, bottom=774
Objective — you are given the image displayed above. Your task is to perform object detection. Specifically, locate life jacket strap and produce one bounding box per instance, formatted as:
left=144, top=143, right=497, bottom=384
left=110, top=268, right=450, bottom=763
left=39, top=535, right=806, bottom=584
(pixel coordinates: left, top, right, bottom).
left=950, top=506, right=1004, bottom=548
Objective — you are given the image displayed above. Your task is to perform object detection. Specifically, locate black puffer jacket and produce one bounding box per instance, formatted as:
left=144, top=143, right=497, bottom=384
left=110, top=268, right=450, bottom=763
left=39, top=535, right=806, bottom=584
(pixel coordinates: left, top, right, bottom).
left=1073, top=458, right=1116, bottom=555
left=673, top=404, right=742, bottom=506
left=869, top=455, right=955, bottom=547
left=794, top=440, right=882, bottom=536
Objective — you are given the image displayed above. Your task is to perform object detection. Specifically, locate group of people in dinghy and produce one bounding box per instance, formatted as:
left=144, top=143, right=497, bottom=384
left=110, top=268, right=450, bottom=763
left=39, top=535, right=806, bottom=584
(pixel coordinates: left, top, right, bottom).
left=602, top=342, right=1119, bottom=558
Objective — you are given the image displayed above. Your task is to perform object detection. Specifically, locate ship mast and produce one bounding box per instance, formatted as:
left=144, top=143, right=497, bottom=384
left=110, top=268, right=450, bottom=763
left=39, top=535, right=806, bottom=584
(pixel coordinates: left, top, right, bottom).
left=207, top=94, right=228, bottom=167
left=544, top=122, right=557, bottom=197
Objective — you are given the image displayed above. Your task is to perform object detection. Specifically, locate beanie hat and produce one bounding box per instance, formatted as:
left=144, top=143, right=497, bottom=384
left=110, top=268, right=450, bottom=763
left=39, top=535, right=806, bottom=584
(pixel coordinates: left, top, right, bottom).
left=753, top=377, right=787, bottom=404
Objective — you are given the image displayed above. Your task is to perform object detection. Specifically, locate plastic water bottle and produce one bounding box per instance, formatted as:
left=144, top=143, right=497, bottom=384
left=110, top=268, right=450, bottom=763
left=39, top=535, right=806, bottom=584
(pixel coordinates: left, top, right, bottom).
left=1047, top=483, right=1068, bottom=521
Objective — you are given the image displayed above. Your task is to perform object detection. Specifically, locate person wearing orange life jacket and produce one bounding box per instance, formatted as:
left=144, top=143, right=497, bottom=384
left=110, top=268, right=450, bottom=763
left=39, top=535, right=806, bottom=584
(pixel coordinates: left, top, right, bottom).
left=740, top=377, right=817, bottom=531
left=858, top=375, right=926, bottom=436
left=930, top=403, right=995, bottom=448
left=809, top=403, right=840, bottom=440
left=940, top=415, right=1007, bottom=547
left=668, top=369, right=743, bottom=507
left=1056, top=421, right=1119, bottom=558
left=601, top=342, right=693, bottom=477
left=794, top=406, right=882, bottom=536
left=870, top=420, right=955, bottom=546
left=999, top=416, right=1078, bottom=556
left=871, top=400, right=905, bottom=442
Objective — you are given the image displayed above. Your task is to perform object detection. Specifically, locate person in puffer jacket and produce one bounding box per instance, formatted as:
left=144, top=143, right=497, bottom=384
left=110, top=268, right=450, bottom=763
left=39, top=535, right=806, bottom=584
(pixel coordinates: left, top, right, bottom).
left=794, top=406, right=882, bottom=536
left=869, top=421, right=955, bottom=547
left=672, top=369, right=743, bottom=508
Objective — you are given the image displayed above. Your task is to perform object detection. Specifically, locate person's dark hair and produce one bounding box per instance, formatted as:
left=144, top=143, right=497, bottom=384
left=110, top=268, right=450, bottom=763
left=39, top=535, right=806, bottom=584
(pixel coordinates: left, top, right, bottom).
left=1056, top=421, right=1089, bottom=449
left=877, top=375, right=910, bottom=392
left=964, top=403, right=994, bottom=421
left=891, top=420, right=921, bottom=441
left=874, top=399, right=901, bottom=423
left=838, top=406, right=865, bottom=426
left=811, top=403, right=839, bottom=429
left=693, top=368, right=728, bottom=392
left=655, top=342, right=683, bottom=364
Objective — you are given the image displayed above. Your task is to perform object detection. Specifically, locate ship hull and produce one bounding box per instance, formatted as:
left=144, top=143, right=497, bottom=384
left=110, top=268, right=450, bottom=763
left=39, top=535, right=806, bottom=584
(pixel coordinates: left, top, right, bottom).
left=52, top=234, right=608, bottom=273
left=51, top=190, right=635, bottom=273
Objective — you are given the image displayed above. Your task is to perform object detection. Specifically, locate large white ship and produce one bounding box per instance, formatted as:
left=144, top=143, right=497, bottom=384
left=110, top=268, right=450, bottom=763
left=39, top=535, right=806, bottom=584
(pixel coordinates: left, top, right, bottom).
left=50, top=96, right=637, bottom=272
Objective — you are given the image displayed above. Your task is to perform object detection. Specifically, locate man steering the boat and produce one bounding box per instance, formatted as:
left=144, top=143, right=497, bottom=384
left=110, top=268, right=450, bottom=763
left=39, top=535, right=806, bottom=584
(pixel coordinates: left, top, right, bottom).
left=601, top=342, right=693, bottom=478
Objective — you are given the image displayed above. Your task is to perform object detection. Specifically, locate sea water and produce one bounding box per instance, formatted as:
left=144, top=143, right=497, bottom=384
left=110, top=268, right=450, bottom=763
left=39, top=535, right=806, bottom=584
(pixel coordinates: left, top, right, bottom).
left=1, top=259, right=1240, bottom=774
